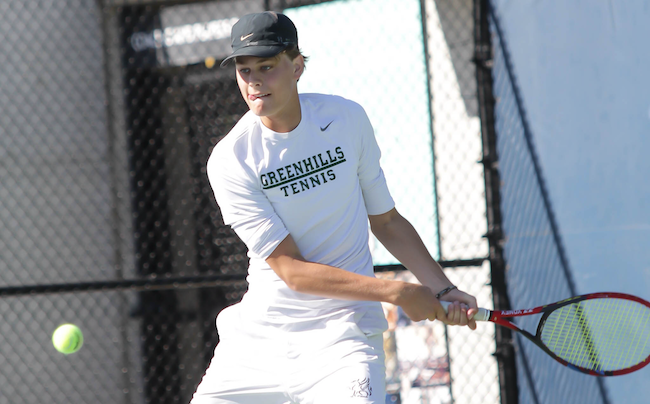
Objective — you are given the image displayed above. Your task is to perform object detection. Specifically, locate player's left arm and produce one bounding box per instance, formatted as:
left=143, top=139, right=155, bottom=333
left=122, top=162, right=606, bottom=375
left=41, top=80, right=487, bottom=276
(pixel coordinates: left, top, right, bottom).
left=369, top=207, right=478, bottom=329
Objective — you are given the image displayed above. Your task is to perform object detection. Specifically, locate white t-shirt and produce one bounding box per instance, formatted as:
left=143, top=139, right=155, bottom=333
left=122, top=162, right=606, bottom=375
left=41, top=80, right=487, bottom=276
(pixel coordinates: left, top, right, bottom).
left=207, top=93, right=394, bottom=330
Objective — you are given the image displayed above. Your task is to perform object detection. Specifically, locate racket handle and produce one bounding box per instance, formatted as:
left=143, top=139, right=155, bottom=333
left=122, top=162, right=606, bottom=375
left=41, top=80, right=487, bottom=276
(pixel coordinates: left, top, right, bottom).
left=440, top=301, right=490, bottom=322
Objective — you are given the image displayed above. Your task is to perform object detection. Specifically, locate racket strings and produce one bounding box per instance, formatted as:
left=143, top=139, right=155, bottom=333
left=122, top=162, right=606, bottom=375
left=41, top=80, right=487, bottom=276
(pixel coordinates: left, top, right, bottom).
left=544, top=301, right=606, bottom=371
left=626, top=303, right=650, bottom=368
left=540, top=298, right=650, bottom=372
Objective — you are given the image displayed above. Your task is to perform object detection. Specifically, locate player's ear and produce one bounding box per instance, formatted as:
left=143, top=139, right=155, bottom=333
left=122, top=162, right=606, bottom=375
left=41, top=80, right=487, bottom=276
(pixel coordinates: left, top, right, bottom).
left=292, top=55, right=305, bottom=80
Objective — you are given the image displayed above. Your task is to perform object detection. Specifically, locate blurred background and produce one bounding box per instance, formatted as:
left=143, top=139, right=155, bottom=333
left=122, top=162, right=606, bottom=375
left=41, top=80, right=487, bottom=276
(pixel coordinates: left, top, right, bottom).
left=0, top=0, right=647, bottom=403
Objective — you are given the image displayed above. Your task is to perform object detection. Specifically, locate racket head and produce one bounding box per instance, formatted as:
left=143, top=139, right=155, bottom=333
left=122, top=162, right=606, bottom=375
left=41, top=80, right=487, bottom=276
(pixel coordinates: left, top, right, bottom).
left=536, top=292, right=650, bottom=376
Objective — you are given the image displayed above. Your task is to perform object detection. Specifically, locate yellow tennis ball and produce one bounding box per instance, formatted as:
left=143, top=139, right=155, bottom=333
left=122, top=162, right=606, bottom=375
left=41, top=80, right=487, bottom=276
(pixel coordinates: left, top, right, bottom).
left=52, top=324, right=83, bottom=354
left=205, top=56, right=216, bottom=69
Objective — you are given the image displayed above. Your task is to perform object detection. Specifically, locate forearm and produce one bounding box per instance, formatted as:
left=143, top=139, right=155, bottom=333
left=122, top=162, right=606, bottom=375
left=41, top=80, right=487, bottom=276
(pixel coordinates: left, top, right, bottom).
left=274, top=254, right=408, bottom=304
left=370, top=209, right=453, bottom=292
left=266, top=234, right=471, bottom=324
left=265, top=235, right=435, bottom=319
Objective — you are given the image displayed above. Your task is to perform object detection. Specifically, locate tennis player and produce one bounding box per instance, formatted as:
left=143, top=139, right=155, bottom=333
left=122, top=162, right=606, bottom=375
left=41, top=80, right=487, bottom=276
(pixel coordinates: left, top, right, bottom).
left=191, top=11, right=479, bottom=404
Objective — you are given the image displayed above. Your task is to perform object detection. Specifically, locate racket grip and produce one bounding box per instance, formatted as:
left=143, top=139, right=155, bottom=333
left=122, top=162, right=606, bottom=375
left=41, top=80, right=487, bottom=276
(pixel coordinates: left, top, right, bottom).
left=440, top=301, right=490, bottom=322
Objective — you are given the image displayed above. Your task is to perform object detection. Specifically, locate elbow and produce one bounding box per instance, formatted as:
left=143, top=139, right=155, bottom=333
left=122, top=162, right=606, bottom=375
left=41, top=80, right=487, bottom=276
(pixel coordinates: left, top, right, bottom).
left=280, top=269, right=313, bottom=293
left=370, top=219, right=397, bottom=243
left=369, top=218, right=388, bottom=238
left=277, top=265, right=319, bottom=294
left=281, top=272, right=301, bottom=292
left=270, top=260, right=306, bottom=292
left=266, top=235, right=309, bottom=292
left=370, top=222, right=388, bottom=239
left=369, top=208, right=401, bottom=236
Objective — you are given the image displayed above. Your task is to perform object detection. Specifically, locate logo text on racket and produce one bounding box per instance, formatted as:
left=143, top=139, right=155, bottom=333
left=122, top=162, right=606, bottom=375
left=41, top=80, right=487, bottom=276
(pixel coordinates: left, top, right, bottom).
left=502, top=309, right=534, bottom=316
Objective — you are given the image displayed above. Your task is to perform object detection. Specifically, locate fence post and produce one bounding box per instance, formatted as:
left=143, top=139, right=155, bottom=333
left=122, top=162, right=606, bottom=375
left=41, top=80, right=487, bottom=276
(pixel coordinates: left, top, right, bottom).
left=473, top=1, right=519, bottom=403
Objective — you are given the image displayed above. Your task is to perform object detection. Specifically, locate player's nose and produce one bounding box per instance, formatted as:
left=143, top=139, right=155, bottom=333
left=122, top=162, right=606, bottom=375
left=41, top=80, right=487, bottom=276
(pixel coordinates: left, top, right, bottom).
left=247, top=73, right=262, bottom=86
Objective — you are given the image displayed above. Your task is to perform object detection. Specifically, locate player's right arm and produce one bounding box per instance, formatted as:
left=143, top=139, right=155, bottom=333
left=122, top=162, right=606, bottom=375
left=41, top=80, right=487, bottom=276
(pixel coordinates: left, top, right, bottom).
left=266, top=234, right=449, bottom=323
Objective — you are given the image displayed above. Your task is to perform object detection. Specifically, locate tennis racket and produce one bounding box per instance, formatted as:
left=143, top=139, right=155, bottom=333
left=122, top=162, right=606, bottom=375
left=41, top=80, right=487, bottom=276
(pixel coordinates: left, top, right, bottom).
left=441, top=292, right=650, bottom=376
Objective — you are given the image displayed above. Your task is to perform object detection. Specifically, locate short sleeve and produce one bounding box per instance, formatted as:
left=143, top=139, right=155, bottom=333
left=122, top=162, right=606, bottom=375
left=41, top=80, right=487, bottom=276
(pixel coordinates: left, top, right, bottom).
left=355, top=106, right=395, bottom=215
left=207, top=150, right=289, bottom=259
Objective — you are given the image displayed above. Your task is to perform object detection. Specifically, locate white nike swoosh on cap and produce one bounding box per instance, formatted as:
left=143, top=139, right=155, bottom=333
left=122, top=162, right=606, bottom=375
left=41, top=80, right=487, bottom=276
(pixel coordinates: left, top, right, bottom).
left=241, top=33, right=254, bottom=41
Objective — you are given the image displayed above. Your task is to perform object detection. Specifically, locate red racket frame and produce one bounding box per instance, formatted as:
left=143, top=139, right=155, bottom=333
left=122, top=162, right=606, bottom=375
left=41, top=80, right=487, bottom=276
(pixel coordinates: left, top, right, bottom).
left=484, top=292, right=650, bottom=376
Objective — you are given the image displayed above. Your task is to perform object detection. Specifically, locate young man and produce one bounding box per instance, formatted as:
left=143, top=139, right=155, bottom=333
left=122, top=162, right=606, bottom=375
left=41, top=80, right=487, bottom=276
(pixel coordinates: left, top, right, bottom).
left=192, top=11, right=479, bottom=404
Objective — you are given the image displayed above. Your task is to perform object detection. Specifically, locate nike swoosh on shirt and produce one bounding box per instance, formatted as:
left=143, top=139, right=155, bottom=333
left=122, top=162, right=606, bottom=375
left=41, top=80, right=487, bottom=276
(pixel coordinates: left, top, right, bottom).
left=320, top=121, right=334, bottom=131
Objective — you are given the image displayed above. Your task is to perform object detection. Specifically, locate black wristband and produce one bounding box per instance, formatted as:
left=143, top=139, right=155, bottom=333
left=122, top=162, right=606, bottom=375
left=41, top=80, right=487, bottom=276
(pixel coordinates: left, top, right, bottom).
left=435, top=285, right=457, bottom=299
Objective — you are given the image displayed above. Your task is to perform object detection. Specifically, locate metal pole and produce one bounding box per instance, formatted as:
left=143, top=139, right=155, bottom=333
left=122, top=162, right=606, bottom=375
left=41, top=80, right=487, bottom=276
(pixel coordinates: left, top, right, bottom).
left=473, top=1, right=519, bottom=403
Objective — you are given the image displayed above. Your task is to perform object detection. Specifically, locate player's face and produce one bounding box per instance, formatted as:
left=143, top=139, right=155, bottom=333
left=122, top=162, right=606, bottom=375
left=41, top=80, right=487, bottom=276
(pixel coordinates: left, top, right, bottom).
left=235, top=53, right=304, bottom=132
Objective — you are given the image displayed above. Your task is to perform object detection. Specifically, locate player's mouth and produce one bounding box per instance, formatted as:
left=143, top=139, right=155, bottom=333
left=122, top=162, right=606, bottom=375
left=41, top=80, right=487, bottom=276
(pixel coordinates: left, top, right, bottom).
left=249, top=93, right=270, bottom=101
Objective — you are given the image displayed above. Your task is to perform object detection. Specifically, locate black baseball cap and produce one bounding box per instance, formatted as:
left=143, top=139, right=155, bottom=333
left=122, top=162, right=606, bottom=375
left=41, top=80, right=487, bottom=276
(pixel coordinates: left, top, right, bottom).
left=220, top=12, right=298, bottom=67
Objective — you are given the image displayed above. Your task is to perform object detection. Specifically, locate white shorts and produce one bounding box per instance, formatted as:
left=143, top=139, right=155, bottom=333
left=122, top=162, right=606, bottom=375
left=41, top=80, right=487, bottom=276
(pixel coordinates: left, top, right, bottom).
left=191, top=304, right=387, bottom=404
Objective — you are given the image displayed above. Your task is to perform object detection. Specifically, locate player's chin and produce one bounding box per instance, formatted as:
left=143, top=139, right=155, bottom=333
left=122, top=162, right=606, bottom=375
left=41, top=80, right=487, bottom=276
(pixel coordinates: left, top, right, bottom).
left=244, top=99, right=262, bottom=113
left=248, top=104, right=271, bottom=117
left=248, top=108, right=265, bottom=117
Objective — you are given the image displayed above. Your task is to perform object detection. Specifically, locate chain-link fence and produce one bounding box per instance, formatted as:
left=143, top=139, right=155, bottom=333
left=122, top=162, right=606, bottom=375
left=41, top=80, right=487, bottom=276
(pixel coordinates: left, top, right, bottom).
left=486, top=4, right=611, bottom=404
left=1, top=0, right=503, bottom=403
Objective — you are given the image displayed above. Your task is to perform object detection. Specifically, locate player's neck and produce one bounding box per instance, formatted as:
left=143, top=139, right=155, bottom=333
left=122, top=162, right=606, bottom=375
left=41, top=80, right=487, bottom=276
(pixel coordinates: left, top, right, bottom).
left=260, top=95, right=302, bottom=133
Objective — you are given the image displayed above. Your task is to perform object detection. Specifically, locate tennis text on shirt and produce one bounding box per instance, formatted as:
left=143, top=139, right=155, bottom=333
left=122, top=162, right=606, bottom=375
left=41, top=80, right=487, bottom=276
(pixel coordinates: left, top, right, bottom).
left=260, top=147, right=346, bottom=197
